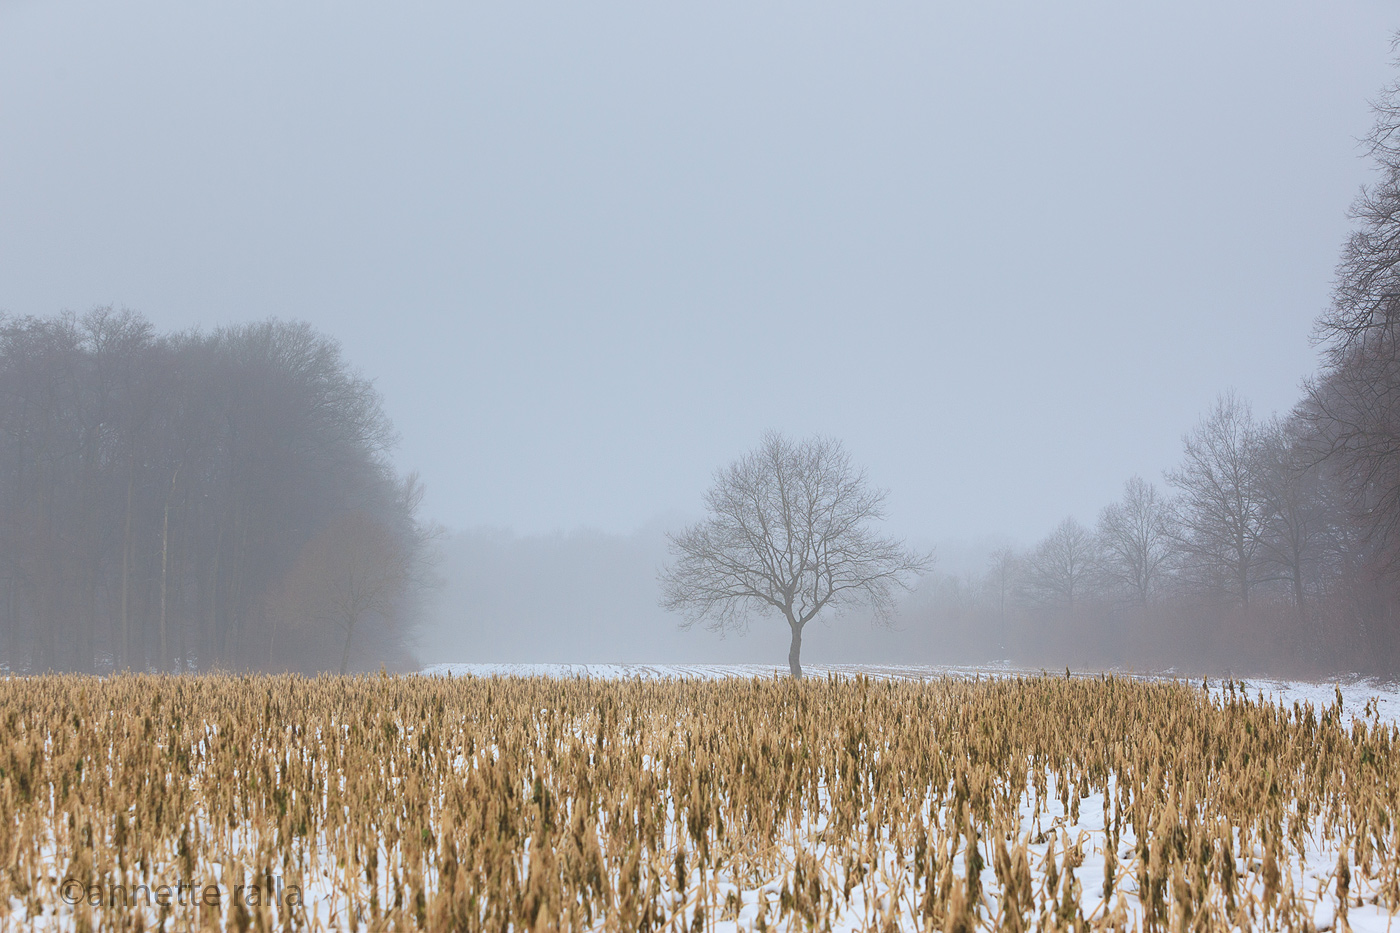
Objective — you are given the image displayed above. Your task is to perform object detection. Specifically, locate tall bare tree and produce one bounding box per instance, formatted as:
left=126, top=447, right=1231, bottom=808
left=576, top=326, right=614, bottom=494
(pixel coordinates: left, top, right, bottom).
left=1096, top=476, right=1174, bottom=605
left=1020, top=517, right=1100, bottom=612
left=1307, top=42, right=1400, bottom=577
left=1252, top=417, right=1330, bottom=626
left=1166, top=391, right=1265, bottom=606
left=659, top=432, right=931, bottom=677
left=1317, top=38, right=1400, bottom=356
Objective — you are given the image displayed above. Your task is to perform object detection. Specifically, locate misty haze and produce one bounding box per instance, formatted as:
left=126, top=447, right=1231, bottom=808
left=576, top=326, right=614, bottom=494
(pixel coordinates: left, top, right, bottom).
left=6, top=1, right=1400, bottom=679
left=6, top=3, right=1400, bottom=931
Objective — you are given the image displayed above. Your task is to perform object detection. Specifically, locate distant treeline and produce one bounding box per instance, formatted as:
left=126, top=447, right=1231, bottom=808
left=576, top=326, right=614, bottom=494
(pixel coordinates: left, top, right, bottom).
left=0, top=310, right=430, bottom=674
left=910, top=390, right=1396, bottom=677
left=911, top=72, right=1400, bottom=680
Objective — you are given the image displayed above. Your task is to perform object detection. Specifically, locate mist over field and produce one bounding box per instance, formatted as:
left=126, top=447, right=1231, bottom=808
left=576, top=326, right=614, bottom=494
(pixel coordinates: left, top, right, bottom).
left=4, top=2, right=1400, bottom=679
left=418, top=524, right=985, bottom=668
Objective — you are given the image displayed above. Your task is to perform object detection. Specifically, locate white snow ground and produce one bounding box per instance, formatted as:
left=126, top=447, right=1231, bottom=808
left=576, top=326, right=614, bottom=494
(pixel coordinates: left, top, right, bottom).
left=421, top=661, right=1004, bottom=682
left=424, top=662, right=1400, bottom=727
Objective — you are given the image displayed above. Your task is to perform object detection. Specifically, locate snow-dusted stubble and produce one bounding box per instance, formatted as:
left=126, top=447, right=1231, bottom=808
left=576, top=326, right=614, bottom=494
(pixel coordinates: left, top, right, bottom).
left=1, top=673, right=1397, bottom=931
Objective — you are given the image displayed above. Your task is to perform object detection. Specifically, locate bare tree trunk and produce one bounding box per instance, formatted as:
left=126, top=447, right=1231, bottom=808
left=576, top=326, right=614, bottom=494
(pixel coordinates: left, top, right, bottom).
left=787, top=617, right=802, bottom=679
left=998, top=587, right=1007, bottom=656
left=1293, top=565, right=1307, bottom=626
left=176, top=553, right=187, bottom=672
left=5, top=579, right=15, bottom=671
left=340, top=618, right=356, bottom=675
left=159, top=466, right=178, bottom=672
left=82, top=574, right=97, bottom=674
left=204, top=527, right=222, bottom=669
left=38, top=578, right=54, bottom=672
left=1238, top=548, right=1250, bottom=609
left=121, top=465, right=134, bottom=670
left=36, top=486, right=54, bottom=671
left=229, top=510, right=249, bottom=666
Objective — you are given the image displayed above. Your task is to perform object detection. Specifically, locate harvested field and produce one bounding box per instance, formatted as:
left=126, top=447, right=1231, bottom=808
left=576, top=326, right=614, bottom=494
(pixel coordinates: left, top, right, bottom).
left=2, top=672, right=1397, bottom=931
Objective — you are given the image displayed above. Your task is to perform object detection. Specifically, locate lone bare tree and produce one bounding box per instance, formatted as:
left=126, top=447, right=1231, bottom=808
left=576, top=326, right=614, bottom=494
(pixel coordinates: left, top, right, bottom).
left=659, top=432, right=931, bottom=677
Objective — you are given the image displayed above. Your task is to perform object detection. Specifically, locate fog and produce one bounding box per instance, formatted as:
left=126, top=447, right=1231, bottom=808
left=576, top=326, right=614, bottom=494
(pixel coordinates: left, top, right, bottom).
left=4, top=2, right=1400, bottom=674
left=420, top=522, right=1008, bottom=667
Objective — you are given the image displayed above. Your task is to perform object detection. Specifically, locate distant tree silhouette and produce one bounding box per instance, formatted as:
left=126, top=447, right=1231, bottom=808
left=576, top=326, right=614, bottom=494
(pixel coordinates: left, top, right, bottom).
left=659, top=432, right=930, bottom=677
left=0, top=310, right=429, bottom=673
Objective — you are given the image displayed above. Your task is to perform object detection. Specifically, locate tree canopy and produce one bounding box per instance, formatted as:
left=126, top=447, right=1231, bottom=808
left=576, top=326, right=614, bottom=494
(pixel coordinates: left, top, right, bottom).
left=0, top=310, right=429, bottom=673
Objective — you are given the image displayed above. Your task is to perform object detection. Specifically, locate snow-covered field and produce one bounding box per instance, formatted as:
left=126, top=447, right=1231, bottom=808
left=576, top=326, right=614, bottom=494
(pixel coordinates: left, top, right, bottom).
left=422, top=661, right=1004, bottom=682
left=413, top=664, right=1400, bottom=930
left=9, top=667, right=1399, bottom=931
left=426, top=661, right=1400, bottom=727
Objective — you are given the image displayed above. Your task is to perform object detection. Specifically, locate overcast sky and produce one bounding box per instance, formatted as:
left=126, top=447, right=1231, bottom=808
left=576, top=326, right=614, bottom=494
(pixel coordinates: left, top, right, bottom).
left=3, top=1, right=1396, bottom=546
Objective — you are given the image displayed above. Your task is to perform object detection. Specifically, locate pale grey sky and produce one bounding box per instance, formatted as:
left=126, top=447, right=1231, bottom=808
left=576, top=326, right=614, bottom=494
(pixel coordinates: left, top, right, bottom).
left=2, top=1, right=1395, bottom=545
